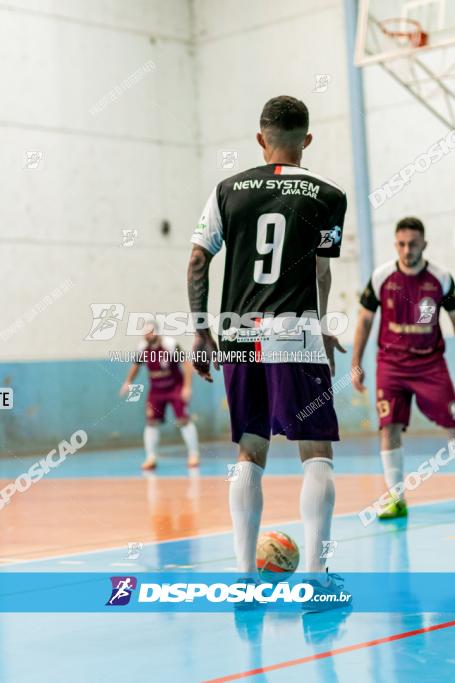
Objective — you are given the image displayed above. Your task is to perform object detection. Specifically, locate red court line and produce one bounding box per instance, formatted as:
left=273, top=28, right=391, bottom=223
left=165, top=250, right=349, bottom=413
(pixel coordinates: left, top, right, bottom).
left=201, top=619, right=455, bottom=683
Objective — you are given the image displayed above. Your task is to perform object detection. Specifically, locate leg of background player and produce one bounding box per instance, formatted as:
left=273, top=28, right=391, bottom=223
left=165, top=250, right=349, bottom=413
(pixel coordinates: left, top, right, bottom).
left=380, top=423, right=405, bottom=498
left=178, top=419, right=200, bottom=467
left=299, top=441, right=335, bottom=573
left=143, top=420, right=161, bottom=470
left=229, top=432, right=269, bottom=574
left=446, top=428, right=455, bottom=458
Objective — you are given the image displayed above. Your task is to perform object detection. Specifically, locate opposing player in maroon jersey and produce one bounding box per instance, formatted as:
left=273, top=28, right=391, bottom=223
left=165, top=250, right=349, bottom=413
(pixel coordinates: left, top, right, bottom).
left=120, top=320, right=200, bottom=469
left=352, top=217, right=455, bottom=518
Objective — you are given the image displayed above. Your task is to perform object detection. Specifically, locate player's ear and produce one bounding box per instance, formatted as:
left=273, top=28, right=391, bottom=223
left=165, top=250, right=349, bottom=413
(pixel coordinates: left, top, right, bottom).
left=303, top=133, right=313, bottom=149
left=256, top=132, right=266, bottom=149
left=422, top=239, right=427, bottom=251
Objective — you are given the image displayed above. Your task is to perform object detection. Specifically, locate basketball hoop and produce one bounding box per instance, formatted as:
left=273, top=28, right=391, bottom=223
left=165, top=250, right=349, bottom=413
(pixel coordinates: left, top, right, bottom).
left=379, top=18, right=428, bottom=48
left=355, top=1, right=455, bottom=128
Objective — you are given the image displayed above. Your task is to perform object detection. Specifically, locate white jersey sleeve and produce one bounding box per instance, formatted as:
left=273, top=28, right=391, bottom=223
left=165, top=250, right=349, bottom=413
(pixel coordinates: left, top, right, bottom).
left=134, top=339, right=148, bottom=363
left=191, top=186, right=223, bottom=256
left=161, top=336, right=178, bottom=353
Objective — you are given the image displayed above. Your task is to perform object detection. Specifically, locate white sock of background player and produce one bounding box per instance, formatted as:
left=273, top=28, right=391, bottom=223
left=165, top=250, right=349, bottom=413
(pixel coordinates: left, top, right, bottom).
left=180, top=421, right=199, bottom=458
left=143, top=425, right=160, bottom=463
left=380, top=447, right=404, bottom=499
left=229, top=461, right=263, bottom=573
left=300, top=457, right=335, bottom=573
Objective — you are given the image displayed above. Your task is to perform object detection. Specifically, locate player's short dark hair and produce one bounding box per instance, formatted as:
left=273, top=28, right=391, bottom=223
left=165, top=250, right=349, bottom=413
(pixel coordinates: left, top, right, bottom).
left=395, top=216, right=425, bottom=236
left=260, top=96, right=309, bottom=146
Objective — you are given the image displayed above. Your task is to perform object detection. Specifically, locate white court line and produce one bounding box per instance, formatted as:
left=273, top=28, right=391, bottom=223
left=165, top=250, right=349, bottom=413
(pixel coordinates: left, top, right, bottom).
left=3, top=470, right=451, bottom=482
left=58, top=561, right=85, bottom=565
left=1, top=497, right=454, bottom=568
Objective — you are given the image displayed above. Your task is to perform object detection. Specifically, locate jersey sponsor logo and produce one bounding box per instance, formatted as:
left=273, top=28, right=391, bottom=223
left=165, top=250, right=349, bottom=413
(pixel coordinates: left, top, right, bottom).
left=265, top=179, right=320, bottom=197
left=221, top=327, right=271, bottom=342
left=233, top=179, right=265, bottom=190
left=384, top=281, right=401, bottom=291
left=276, top=329, right=306, bottom=342
left=388, top=322, right=433, bottom=334
left=149, top=369, right=172, bottom=379
left=409, top=346, right=434, bottom=354
left=420, top=282, right=438, bottom=292
left=220, top=315, right=328, bottom=364
left=221, top=326, right=305, bottom=343
left=221, top=327, right=240, bottom=342
left=194, top=218, right=206, bottom=233
left=232, top=179, right=320, bottom=197
left=416, top=297, right=436, bottom=324
left=318, top=226, right=342, bottom=249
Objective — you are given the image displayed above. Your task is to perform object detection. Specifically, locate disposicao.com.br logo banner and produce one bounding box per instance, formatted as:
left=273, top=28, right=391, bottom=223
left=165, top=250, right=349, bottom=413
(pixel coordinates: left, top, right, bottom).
left=0, top=573, right=454, bottom=613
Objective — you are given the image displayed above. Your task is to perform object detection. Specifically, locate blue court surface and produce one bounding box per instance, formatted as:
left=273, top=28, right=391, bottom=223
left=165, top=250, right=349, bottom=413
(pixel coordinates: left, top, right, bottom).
left=0, top=436, right=454, bottom=683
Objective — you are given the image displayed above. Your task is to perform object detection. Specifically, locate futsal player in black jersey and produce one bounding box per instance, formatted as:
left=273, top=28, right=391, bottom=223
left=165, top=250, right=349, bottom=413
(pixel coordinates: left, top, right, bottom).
left=187, top=96, right=349, bottom=606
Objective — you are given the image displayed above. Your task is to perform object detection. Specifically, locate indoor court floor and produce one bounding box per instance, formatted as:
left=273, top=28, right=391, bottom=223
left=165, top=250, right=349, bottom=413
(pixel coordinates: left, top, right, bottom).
left=1, top=435, right=454, bottom=683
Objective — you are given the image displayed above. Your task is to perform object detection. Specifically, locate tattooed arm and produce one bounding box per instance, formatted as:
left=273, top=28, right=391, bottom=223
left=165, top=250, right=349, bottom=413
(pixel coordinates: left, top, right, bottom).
left=187, top=245, right=219, bottom=382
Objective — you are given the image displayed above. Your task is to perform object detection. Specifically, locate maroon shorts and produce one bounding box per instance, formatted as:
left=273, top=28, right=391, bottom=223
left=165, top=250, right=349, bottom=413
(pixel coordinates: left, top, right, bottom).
left=376, top=357, right=455, bottom=429
left=223, top=362, right=339, bottom=443
left=146, top=385, right=188, bottom=423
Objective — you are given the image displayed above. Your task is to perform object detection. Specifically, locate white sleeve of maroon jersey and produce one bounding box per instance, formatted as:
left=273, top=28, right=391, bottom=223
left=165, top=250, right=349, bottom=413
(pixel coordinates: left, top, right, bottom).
left=161, top=336, right=178, bottom=353
left=134, top=339, right=148, bottom=363
left=427, top=262, right=452, bottom=295
left=371, top=261, right=397, bottom=300
left=191, top=186, right=223, bottom=255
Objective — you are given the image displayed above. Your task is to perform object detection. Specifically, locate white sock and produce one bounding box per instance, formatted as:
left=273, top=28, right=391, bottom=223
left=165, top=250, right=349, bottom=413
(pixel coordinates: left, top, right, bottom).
left=143, top=425, right=160, bottom=460
left=229, top=461, right=264, bottom=573
left=300, top=457, right=335, bottom=573
left=180, top=422, right=199, bottom=456
left=380, top=447, right=404, bottom=498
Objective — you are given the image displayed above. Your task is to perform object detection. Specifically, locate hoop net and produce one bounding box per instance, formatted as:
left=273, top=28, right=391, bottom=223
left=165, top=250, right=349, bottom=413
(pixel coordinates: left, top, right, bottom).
left=379, top=18, right=428, bottom=49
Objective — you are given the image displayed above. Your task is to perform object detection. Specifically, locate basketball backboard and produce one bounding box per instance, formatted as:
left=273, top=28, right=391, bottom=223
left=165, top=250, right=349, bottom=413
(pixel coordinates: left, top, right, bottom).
left=355, top=0, right=455, bottom=128
left=355, top=0, right=455, bottom=65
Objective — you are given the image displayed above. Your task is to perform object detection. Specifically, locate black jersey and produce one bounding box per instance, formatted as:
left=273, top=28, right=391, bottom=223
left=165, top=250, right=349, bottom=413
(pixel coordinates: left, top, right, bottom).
left=191, top=163, right=347, bottom=362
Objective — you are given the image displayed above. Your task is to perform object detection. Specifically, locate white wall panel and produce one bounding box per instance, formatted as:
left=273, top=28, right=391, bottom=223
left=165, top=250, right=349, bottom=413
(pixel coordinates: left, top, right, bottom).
left=193, top=0, right=337, bottom=40
left=0, top=10, right=195, bottom=141
left=2, top=0, right=191, bottom=39
left=0, top=1, right=198, bottom=361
